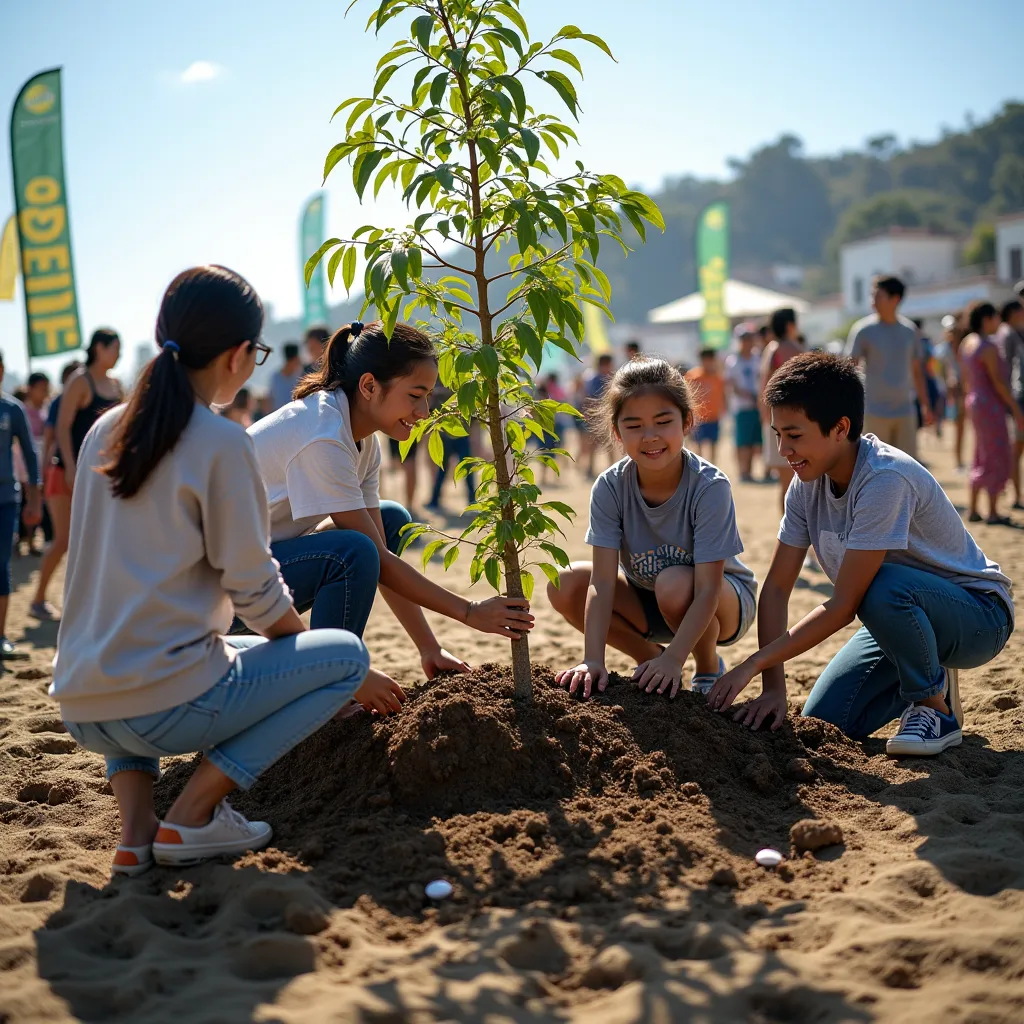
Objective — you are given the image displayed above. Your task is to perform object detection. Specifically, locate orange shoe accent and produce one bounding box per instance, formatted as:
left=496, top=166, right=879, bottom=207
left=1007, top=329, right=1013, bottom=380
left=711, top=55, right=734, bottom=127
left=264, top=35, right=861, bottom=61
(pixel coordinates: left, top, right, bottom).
left=155, top=826, right=184, bottom=844
left=113, top=849, right=141, bottom=866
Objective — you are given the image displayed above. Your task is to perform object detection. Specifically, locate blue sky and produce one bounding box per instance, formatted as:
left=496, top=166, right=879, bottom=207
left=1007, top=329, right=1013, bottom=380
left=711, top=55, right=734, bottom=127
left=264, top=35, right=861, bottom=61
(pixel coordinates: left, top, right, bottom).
left=1, top=0, right=1019, bottom=379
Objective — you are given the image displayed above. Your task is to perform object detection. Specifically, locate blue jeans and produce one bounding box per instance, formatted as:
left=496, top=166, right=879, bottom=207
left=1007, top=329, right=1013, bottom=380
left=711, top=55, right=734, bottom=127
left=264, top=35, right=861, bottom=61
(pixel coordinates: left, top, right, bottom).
left=65, top=630, right=369, bottom=788
left=802, top=564, right=1012, bottom=738
left=236, top=500, right=411, bottom=636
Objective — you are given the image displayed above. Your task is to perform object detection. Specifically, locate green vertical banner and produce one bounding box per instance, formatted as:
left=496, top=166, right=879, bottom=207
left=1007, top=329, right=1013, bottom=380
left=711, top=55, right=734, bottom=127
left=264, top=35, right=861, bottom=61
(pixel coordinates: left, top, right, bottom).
left=696, top=200, right=730, bottom=350
left=300, top=194, right=328, bottom=330
left=10, top=68, right=82, bottom=358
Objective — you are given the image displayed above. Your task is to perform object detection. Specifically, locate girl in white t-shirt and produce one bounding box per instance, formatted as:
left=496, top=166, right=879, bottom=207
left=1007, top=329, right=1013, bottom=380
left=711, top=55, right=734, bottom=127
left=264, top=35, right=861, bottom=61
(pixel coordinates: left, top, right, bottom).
left=248, top=320, right=533, bottom=679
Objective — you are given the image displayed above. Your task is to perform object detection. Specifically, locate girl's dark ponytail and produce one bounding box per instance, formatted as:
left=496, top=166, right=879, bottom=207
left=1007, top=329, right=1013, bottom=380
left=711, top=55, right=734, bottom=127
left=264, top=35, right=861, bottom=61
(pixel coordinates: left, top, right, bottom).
left=293, top=319, right=435, bottom=401
left=101, top=265, right=263, bottom=499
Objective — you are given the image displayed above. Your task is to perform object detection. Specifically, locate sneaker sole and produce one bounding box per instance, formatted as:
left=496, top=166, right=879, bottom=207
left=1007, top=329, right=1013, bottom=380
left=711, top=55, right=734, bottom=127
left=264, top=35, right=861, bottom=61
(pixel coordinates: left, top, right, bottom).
left=886, top=729, right=962, bottom=757
left=153, top=828, right=273, bottom=866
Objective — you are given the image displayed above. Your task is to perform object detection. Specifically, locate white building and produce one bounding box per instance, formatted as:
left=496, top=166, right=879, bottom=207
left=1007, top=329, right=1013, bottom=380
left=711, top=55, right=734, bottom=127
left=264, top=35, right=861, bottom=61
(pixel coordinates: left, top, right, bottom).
left=840, top=230, right=958, bottom=315
left=996, top=212, right=1024, bottom=284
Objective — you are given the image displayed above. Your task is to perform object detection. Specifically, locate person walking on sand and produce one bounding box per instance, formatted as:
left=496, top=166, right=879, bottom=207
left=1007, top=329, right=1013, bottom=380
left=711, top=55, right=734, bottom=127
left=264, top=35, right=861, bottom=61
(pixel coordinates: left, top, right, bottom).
left=960, top=301, right=1024, bottom=525
left=685, top=349, right=727, bottom=464
left=760, top=308, right=804, bottom=508
left=0, top=352, right=42, bottom=656
left=30, top=331, right=122, bottom=621
left=53, top=265, right=403, bottom=877
left=268, top=342, right=304, bottom=413
left=725, top=325, right=763, bottom=482
left=844, top=275, right=933, bottom=459
left=995, top=300, right=1024, bottom=509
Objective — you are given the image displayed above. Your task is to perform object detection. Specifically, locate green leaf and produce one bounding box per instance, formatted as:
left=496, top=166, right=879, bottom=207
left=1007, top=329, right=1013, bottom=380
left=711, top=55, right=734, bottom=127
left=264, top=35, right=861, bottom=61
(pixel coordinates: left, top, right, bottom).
left=435, top=164, right=455, bottom=191
left=429, top=71, right=448, bottom=107
left=519, top=127, right=540, bottom=164
left=391, top=248, right=409, bottom=291
left=443, top=545, right=460, bottom=571
left=539, top=562, right=561, bottom=588
left=496, top=75, right=527, bottom=122
left=520, top=571, right=535, bottom=601
left=558, top=26, right=616, bottom=61
left=354, top=149, right=386, bottom=201
left=304, top=238, right=342, bottom=286
left=484, top=557, right=501, bottom=591
left=326, top=246, right=344, bottom=287
left=548, top=48, right=583, bottom=75
left=323, top=142, right=351, bottom=181
left=475, top=345, right=500, bottom=379
left=342, top=246, right=357, bottom=293
left=428, top=429, right=445, bottom=468
left=421, top=538, right=446, bottom=569
left=408, top=246, right=422, bottom=279
left=373, top=64, right=399, bottom=98
left=412, top=14, right=433, bottom=51
left=527, top=290, right=549, bottom=335
left=477, top=137, right=501, bottom=174
left=495, top=2, right=529, bottom=40
left=538, top=69, right=579, bottom=118
left=345, top=97, right=374, bottom=134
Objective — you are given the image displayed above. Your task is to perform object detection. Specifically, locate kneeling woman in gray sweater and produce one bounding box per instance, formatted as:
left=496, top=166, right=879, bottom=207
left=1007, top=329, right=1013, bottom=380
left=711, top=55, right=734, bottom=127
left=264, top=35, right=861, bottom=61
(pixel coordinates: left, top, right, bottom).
left=51, top=265, right=404, bottom=876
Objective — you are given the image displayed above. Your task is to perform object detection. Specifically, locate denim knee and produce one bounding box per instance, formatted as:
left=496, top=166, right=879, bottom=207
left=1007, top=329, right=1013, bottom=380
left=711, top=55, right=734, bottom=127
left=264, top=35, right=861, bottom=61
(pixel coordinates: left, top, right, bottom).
left=380, top=501, right=412, bottom=554
left=323, top=529, right=381, bottom=584
left=856, top=563, right=909, bottom=627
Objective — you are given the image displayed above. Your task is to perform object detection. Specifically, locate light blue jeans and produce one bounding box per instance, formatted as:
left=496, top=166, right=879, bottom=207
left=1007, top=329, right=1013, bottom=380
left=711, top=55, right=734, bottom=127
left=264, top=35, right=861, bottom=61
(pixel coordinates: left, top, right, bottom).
left=65, top=629, right=369, bottom=789
left=802, top=564, right=1012, bottom=738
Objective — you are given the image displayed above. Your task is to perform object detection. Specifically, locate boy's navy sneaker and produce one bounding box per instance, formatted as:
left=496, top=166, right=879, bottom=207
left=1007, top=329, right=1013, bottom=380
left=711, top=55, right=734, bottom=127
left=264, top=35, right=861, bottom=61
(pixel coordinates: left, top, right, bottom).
left=886, top=704, right=962, bottom=757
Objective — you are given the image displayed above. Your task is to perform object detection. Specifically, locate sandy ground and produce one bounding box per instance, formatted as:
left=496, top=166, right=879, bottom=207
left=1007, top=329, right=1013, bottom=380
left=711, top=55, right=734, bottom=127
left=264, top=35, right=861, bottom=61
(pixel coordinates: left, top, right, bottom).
left=2, top=425, right=1023, bottom=1023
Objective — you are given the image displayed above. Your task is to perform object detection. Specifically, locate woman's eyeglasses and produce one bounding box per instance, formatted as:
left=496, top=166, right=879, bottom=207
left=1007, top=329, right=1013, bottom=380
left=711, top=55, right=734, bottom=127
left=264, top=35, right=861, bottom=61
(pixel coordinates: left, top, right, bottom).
left=249, top=340, right=273, bottom=366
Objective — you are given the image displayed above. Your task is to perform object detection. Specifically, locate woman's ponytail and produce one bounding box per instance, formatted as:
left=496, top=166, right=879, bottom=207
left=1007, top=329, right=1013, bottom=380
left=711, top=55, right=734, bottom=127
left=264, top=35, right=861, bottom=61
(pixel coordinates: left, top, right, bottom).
left=292, top=320, right=435, bottom=401
left=100, top=265, right=263, bottom=499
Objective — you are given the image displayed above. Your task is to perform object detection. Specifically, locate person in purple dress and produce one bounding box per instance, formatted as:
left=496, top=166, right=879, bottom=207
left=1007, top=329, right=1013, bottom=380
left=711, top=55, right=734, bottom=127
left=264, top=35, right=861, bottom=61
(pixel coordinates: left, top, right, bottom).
left=960, top=301, right=1024, bottom=525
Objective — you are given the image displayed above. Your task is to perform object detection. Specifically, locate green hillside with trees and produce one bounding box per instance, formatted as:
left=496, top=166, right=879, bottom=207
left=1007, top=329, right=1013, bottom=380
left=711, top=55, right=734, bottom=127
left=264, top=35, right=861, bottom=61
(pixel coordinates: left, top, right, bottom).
left=598, top=101, right=1024, bottom=323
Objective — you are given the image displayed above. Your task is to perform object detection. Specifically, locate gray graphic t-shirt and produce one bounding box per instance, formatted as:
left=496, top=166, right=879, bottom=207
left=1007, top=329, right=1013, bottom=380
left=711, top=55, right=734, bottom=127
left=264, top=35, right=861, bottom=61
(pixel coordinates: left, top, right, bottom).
left=779, top=434, right=1014, bottom=623
left=585, top=452, right=757, bottom=595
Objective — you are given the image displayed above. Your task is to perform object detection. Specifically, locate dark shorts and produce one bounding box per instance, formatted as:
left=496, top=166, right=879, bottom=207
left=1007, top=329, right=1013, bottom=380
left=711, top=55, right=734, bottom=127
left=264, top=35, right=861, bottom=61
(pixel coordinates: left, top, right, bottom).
left=691, top=421, right=720, bottom=444
left=734, top=409, right=763, bottom=448
left=628, top=576, right=756, bottom=647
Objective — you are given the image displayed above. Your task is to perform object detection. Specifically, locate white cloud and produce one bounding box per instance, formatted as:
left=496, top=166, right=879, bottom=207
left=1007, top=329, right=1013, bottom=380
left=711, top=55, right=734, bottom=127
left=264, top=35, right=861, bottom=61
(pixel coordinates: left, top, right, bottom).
left=180, top=61, right=222, bottom=85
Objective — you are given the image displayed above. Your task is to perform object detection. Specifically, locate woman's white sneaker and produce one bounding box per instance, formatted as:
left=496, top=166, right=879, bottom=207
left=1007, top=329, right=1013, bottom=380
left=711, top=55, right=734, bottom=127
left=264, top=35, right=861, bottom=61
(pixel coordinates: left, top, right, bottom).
left=153, top=799, right=272, bottom=866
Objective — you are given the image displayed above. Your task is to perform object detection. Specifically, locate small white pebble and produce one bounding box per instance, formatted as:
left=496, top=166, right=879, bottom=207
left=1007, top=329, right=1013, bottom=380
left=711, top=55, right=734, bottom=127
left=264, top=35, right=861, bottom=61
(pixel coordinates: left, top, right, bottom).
left=755, top=848, right=784, bottom=868
left=425, top=879, right=454, bottom=900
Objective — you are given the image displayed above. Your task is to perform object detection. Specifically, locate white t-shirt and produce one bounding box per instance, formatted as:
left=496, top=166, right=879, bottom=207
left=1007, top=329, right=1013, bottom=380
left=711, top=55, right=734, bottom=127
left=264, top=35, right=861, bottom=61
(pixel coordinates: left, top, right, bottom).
left=724, top=352, right=760, bottom=412
left=248, top=389, right=381, bottom=542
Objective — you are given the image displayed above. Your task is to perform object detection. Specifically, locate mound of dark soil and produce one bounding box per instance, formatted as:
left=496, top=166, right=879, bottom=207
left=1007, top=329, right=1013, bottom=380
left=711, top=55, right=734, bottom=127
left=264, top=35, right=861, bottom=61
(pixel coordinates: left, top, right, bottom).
left=159, top=664, right=868, bottom=917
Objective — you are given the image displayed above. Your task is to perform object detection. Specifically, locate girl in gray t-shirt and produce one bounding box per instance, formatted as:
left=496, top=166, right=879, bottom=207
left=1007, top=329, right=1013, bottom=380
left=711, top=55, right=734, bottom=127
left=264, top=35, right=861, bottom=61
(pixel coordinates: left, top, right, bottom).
left=550, top=358, right=757, bottom=700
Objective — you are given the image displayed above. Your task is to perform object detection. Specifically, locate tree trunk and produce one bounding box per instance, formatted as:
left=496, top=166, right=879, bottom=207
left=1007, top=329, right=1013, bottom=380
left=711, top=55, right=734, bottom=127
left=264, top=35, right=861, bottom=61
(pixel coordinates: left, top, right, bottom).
left=482, top=376, right=533, bottom=700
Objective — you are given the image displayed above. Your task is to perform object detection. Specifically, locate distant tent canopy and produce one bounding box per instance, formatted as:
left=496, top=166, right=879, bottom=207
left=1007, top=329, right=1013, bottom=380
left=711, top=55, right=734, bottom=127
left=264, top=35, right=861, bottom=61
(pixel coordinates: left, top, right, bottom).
left=647, top=279, right=809, bottom=325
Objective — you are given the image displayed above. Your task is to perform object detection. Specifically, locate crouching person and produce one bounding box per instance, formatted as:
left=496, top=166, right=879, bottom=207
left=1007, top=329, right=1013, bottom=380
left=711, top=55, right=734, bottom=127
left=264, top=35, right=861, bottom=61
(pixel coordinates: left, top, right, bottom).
left=709, top=352, right=1012, bottom=756
left=52, top=266, right=403, bottom=877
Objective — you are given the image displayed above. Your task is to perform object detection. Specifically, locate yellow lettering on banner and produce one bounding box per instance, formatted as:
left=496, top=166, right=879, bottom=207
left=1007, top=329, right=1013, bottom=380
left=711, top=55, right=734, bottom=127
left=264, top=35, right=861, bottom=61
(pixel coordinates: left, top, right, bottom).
left=23, top=245, right=69, bottom=276
left=32, top=315, right=79, bottom=353
left=27, top=291, right=73, bottom=316
left=25, top=272, right=71, bottom=294
left=24, top=177, right=60, bottom=205
left=19, top=205, right=66, bottom=245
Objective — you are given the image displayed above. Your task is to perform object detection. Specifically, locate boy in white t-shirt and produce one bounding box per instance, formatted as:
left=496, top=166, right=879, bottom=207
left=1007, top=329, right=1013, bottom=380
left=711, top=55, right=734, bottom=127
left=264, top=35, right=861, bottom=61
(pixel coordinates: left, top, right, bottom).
left=709, top=352, right=1012, bottom=757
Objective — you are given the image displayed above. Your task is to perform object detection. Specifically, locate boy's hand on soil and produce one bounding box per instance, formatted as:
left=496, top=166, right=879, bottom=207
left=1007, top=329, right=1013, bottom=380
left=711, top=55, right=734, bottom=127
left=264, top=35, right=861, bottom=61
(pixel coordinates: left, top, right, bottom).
left=633, top=651, right=683, bottom=698
left=354, top=669, right=406, bottom=715
left=708, top=662, right=757, bottom=712
left=467, top=597, right=534, bottom=639
left=555, top=661, right=608, bottom=699
left=422, top=647, right=471, bottom=678
left=732, top=687, right=788, bottom=731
